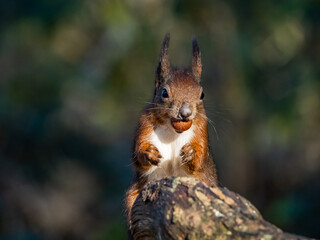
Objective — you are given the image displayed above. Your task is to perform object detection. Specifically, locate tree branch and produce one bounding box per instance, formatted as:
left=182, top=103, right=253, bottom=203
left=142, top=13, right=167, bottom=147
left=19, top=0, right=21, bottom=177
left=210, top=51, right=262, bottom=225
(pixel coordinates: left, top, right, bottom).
left=130, top=177, right=313, bottom=240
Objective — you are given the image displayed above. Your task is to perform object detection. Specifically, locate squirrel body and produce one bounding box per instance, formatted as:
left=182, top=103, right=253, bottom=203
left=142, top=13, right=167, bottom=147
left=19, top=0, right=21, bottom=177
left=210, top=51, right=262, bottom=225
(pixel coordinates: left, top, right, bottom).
left=138, top=113, right=196, bottom=182
left=125, top=34, right=218, bottom=222
left=146, top=123, right=195, bottom=180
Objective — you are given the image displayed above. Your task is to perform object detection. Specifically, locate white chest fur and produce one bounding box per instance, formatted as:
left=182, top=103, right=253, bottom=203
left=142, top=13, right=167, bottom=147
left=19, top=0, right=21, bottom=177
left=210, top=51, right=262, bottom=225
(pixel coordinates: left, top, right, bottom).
left=144, top=124, right=194, bottom=180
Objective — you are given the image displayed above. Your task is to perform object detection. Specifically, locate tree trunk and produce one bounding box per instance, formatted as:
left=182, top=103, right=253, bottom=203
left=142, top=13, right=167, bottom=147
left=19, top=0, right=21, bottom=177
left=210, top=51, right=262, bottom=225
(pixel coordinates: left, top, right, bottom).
left=130, top=177, right=313, bottom=240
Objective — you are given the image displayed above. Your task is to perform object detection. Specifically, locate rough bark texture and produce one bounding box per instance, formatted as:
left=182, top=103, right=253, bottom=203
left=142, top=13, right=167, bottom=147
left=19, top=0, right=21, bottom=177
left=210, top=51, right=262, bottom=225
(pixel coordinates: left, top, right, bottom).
left=130, top=177, right=313, bottom=240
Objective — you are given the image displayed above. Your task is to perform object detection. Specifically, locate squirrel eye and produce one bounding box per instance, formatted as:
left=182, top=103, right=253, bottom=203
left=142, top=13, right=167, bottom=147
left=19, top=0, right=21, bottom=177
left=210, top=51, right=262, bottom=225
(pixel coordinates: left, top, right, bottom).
left=161, top=88, right=169, bottom=98
left=200, top=91, right=205, bottom=100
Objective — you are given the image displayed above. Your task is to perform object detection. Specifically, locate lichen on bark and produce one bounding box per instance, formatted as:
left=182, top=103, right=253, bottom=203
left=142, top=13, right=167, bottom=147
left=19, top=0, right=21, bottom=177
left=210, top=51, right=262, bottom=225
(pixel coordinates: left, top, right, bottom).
left=130, top=177, right=313, bottom=240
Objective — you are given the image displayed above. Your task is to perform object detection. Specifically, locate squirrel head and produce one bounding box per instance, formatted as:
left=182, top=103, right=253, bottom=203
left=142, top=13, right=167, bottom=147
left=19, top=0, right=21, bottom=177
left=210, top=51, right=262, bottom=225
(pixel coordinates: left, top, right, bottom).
left=152, top=34, right=205, bottom=130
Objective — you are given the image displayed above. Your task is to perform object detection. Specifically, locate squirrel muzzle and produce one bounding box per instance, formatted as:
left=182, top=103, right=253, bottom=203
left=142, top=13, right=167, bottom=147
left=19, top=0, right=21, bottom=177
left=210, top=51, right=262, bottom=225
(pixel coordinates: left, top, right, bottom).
left=171, top=103, right=193, bottom=133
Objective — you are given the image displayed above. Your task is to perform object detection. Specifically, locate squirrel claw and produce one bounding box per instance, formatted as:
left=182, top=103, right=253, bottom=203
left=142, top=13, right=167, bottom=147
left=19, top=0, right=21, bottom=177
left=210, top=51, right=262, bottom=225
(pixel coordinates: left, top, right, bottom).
left=180, top=143, right=195, bottom=164
left=144, top=144, right=162, bottom=166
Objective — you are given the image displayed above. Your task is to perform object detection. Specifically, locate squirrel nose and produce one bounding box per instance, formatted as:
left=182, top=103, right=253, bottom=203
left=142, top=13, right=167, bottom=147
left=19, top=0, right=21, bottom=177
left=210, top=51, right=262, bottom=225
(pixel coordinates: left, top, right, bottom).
left=179, top=103, right=192, bottom=119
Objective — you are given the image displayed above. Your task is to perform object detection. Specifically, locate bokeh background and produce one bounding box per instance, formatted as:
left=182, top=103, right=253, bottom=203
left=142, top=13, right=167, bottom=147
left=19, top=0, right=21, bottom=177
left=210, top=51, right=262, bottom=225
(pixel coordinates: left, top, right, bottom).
left=0, top=0, right=319, bottom=239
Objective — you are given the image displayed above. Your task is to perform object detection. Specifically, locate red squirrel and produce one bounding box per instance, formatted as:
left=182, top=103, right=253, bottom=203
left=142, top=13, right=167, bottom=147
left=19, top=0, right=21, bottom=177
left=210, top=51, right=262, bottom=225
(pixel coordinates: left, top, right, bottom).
left=125, top=34, right=218, bottom=221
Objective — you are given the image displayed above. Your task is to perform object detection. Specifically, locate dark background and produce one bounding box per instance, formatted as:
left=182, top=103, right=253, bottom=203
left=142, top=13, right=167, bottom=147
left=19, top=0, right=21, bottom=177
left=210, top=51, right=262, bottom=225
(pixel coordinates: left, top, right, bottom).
left=0, top=0, right=319, bottom=239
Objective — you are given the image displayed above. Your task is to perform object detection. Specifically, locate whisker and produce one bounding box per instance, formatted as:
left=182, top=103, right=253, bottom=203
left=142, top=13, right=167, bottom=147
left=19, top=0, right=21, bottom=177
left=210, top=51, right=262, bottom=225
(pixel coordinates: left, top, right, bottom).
left=204, top=105, right=233, bottom=112
left=197, top=113, right=220, bottom=141
left=212, top=114, right=232, bottom=124
left=143, top=101, right=156, bottom=105
left=147, top=107, right=175, bottom=111
left=126, top=157, right=137, bottom=167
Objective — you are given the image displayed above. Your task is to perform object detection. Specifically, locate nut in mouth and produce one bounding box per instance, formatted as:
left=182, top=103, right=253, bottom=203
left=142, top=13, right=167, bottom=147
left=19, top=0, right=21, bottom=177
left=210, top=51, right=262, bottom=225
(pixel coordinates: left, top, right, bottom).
left=170, top=118, right=192, bottom=133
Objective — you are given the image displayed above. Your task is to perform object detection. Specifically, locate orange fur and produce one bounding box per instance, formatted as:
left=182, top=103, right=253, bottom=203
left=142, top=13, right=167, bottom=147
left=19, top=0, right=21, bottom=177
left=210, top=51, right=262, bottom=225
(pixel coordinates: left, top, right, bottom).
left=125, top=183, right=140, bottom=222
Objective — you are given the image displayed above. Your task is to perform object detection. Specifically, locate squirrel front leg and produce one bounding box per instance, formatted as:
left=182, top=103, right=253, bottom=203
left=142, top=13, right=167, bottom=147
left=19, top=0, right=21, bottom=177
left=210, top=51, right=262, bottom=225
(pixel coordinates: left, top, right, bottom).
left=134, top=142, right=162, bottom=172
left=180, top=141, right=205, bottom=173
left=127, top=141, right=162, bottom=224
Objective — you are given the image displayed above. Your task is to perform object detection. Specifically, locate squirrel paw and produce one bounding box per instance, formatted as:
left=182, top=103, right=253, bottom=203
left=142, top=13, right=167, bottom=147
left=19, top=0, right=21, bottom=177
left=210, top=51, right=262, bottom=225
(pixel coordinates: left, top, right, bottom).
left=180, top=143, right=196, bottom=165
left=144, top=144, right=162, bottom=166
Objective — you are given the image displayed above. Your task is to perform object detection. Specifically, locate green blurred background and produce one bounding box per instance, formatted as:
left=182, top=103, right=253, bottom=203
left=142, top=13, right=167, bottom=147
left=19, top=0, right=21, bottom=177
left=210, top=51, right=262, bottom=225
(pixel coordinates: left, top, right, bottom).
left=0, top=0, right=319, bottom=239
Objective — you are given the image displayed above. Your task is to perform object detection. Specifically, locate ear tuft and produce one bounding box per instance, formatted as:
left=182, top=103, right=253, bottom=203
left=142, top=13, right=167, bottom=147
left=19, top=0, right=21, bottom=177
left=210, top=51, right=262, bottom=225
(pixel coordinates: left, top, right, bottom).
left=156, top=33, right=171, bottom=87
left=192, top=37, right=202, bottom=82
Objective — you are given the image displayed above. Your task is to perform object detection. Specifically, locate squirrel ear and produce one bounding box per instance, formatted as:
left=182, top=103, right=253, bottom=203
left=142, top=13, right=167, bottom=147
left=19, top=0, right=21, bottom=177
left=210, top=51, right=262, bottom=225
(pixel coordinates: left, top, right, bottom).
left=156, top=33, right=171, bottom=88
left=192, top=37, right=202, bottom=82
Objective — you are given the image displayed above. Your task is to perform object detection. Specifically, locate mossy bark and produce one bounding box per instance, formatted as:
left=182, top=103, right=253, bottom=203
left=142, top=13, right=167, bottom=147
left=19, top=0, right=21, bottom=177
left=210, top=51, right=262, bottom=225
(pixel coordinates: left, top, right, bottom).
left=130, top=177, right=313, bottom=240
